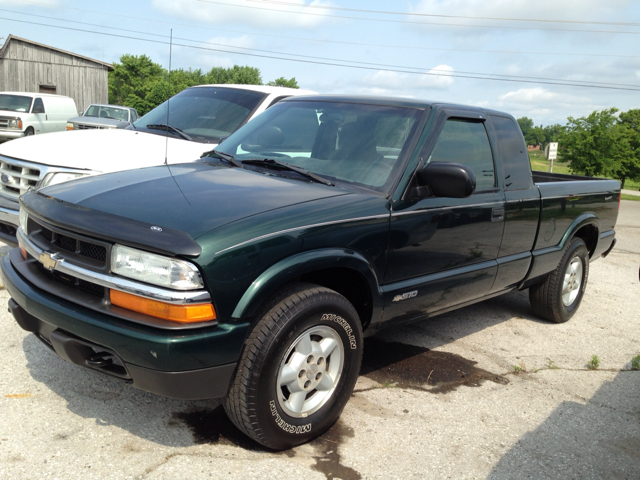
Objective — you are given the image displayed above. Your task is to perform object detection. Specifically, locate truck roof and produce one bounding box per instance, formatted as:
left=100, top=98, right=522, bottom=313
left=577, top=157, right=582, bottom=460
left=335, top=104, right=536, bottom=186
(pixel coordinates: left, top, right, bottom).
left=280, top=94, right=516, bottom=119
left=189, top=84, right=316, bottom=96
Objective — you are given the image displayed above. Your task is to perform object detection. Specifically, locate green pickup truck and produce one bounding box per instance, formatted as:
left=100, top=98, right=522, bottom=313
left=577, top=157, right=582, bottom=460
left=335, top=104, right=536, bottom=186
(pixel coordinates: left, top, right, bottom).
left=2, top=95, right=620, bottom=449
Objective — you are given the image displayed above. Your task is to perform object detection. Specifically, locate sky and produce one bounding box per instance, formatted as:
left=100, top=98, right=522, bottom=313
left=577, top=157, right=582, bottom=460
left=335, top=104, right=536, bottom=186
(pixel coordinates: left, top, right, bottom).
left=1, top=0, right=639, bottom=126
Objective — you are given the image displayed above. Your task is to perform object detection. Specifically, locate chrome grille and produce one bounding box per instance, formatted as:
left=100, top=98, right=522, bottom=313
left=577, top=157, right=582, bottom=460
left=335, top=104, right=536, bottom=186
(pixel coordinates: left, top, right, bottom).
left=76, top=124, right=107, bottom=130
left=0, top=119, right=9, bottom=128
left=27, top=217, right=109, bottom=266
left=0, top=158, right=40, bottom=198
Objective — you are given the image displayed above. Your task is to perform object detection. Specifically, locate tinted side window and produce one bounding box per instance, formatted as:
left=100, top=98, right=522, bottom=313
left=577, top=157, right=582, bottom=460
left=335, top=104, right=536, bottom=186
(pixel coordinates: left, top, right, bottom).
left=428, top=118, right=496, bottom=191
left=32, top=98, right=45, bottom=114
left=490, top=115, right=533, bottom=191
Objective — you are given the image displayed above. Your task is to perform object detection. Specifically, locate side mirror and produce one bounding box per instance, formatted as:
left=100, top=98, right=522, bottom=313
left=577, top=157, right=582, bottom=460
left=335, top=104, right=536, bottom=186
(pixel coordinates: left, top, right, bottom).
left=417, top=162, right=476, bottom=198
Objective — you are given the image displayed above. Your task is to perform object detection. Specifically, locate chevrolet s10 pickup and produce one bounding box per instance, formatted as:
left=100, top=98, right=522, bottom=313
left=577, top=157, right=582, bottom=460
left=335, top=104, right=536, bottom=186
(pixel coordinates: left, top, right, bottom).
left=2, top=95, right=620, bottom=449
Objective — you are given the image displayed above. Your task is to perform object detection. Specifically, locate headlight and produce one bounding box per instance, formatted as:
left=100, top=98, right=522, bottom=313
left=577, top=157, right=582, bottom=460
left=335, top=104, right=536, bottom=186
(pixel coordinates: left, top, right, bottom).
left=8, top=118, right=22, bottom=129
left=39, top=172, right=86, bottom=189
left=111, top=244, right=203, bottom=290
left=66, top=122, right=74, bottom=130
left=19, top=208, right=28, bottom=235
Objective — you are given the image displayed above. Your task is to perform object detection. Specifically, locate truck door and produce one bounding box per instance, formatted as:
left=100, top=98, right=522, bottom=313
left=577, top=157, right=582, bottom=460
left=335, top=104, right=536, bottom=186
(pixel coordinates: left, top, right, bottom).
left=381, top=109, right=506, bottom=326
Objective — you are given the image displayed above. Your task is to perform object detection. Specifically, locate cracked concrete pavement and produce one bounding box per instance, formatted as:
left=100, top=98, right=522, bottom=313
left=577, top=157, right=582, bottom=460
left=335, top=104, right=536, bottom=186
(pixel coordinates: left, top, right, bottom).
left=0, top=201, right=638, bottom=479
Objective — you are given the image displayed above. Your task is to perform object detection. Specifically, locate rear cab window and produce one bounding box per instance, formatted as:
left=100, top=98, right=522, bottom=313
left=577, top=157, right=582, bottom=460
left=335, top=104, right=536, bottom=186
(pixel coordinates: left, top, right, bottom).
left=488, top=115, right=533, bottom=191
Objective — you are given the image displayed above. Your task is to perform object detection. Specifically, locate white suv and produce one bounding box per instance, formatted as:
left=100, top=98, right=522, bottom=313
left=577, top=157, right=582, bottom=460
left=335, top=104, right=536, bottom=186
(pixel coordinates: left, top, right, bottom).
left=0, top=84, right=315, bottom=245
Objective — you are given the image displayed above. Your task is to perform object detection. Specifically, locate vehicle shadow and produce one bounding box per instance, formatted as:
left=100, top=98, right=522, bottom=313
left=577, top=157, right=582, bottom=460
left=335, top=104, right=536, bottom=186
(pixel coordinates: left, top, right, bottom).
left=488, top=369, right=640, bottom=479
left=21, top=288, right=542, bottom=448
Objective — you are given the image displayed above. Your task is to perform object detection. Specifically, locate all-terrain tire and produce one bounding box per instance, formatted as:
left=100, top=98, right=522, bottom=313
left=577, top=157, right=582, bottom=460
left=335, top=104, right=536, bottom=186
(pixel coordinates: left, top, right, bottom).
left=224, top=283, right=363, bottom=450
left=529, top=237, right=589, bottom=323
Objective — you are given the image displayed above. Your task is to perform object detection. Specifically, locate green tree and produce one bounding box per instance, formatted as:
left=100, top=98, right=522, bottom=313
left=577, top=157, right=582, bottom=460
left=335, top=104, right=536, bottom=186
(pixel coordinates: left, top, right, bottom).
left=517, top=117, right=540, bottom=145
left=266, top=77, right=299, bottom=88
left=560, top=108, right=631, bottom=185
left=617, top=109, right=640, bottom=189
left=108, top=54, right=164, bottom=115
left=205, top=65, right=262, bottom=85
left=530, top=125, right=546, bottom=146
left=109, top=55, right=302, bottom=116
left=542, top=124, right=564, bottom=149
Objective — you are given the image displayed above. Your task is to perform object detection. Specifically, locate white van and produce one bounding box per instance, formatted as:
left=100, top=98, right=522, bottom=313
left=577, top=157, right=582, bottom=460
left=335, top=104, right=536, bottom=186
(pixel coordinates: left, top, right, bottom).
left=0, top=92, right=78, bottom=142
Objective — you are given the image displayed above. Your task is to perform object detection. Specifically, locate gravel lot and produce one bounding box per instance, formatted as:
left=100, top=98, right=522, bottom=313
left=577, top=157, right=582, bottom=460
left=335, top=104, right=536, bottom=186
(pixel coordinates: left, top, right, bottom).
left=0, top=201, right=638, bottom=480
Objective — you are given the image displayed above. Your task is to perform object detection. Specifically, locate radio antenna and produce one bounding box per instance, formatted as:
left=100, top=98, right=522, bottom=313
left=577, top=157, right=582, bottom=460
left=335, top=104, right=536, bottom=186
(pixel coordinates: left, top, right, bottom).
left=164, top=29, right=173, bottom=166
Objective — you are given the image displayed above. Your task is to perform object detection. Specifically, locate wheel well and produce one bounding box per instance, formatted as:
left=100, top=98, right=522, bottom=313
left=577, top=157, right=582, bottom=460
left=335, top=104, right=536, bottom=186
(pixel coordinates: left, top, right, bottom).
left=298, top=268, right=373, bottom=330
left=573, top=224, right=598, bottom=257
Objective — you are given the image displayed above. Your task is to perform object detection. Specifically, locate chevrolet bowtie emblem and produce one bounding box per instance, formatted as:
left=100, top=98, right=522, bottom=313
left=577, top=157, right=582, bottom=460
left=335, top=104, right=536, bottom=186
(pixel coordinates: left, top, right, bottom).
left=39, top=252, right=61, bottom=270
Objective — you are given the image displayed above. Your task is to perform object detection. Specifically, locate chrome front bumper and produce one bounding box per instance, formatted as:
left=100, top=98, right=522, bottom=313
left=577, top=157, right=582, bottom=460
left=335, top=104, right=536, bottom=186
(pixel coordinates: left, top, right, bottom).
left=17, top=227, right=211, bottom=305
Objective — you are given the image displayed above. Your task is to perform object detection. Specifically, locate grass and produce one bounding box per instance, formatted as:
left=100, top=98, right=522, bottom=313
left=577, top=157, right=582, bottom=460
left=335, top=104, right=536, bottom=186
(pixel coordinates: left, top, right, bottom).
left=546, top=359, right=559, bottom=370
left=620, top=194, right=640, bottom=201
left=528, top=151, right=572, bottom=175
left=528, top=151, right=640, bottom=191
left=631, top=355, right=640, bottom=371
left=587, top=355, right=600, bottom=370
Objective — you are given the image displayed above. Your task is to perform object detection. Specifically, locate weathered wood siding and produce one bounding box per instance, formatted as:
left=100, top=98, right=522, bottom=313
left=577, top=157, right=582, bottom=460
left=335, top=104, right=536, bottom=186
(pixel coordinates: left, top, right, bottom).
left=0, top=38, right=110, bottom=113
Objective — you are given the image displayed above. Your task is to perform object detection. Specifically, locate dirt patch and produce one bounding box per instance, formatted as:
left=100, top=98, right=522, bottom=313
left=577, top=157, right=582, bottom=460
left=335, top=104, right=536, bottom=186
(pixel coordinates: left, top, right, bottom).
left=361, top=337, right=508, bottom=393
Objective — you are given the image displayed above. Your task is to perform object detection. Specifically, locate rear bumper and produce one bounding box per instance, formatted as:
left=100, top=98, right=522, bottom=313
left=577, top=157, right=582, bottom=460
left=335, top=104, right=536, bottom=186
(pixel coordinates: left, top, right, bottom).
left=2, top=253, right=247, bottom=400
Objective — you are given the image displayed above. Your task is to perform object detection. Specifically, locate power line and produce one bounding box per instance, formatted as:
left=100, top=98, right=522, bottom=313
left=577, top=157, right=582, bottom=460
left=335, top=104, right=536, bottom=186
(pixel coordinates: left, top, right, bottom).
left=2, top=15, right=639, bottom=92
left=250, top=0, right=640, bottom=27
left=3, top=8, right=636, bottom=88
left=10, top=2, right=638, bottom=59
left=197, top=0, right=640, bottom=35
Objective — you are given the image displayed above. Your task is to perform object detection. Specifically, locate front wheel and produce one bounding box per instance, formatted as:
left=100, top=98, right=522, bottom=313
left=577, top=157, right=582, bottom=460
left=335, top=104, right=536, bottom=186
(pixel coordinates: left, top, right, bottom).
left=224, top=283, right=363, bottom=450
left=24, top=127, right=34, bottom=136
left=529, top=237, right=589, bottom=323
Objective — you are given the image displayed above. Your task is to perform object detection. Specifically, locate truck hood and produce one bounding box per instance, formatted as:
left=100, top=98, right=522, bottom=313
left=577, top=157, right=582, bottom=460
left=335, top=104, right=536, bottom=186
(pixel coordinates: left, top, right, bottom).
left=67, top=116, right=130, bottom=129
left=40, top=162, right=350, bottom=239
left=0, top=129, right=212, bottom=172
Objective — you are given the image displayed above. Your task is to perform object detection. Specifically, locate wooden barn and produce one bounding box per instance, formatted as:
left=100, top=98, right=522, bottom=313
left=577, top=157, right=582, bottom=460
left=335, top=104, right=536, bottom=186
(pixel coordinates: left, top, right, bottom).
left=0, top=35, right=113, bottom=113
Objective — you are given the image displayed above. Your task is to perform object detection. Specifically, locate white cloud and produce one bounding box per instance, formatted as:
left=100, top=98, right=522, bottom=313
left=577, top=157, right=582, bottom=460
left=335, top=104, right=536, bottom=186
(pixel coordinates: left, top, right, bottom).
left=363, top=65, right=455, bottom=91
left=152, top=0, right=334, bottom=29
left=496, top=87, right=601, bottom=124
left=409, top=0, right=634, bottom=40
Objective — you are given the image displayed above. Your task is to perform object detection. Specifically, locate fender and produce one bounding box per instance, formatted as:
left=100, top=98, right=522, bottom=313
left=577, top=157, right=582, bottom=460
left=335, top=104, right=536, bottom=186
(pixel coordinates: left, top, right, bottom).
left=231, top=248, right=383, bottom=323
left=527, top=213, right=599, bottom=281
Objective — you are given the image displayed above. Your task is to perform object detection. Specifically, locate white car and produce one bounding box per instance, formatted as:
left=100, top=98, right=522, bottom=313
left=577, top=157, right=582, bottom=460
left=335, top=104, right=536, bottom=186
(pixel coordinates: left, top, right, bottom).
left=0, top=92, right=78, bottom=141
left=0, top=84, right=315, bottom=245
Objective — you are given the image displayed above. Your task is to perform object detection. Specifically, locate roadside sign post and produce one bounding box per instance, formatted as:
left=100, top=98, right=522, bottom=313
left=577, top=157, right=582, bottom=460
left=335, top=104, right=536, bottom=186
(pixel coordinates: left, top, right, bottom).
left=546, top=142, right=558, bottom=172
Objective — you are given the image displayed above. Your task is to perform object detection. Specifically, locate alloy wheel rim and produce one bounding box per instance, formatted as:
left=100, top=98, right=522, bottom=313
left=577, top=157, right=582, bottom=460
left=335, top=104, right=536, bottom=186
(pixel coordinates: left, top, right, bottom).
left=276, top=325, right=344, bottom=418
left=562, top=256, right=583, bottom=306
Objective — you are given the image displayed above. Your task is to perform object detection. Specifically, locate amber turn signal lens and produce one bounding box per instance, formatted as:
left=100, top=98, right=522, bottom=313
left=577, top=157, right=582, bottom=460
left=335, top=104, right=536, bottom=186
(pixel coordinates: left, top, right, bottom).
left=110, top=290, right=216, bottom=323
left=19, top=246, right=27, bottom=259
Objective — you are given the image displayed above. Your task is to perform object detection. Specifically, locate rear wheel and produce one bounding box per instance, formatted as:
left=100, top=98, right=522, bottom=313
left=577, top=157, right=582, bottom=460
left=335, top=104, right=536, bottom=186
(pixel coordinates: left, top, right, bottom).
left=224, top=283, right=363, bottom=450
left=529, top=237, right=589, bottom=323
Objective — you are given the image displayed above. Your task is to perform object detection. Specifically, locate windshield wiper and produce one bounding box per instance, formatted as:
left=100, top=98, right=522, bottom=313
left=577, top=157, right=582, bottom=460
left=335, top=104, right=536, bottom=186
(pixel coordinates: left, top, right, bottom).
left=145, top=124, right=192, bottom=141
left=243, top=158, right=334, bottom=186
left=201, top=149, right=244, bottom=168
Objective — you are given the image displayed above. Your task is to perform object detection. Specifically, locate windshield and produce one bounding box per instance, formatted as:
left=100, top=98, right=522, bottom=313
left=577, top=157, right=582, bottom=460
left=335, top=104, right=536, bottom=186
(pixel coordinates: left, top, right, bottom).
left=0, top=94, right=33, bottom=113
left=84, top=105, right=130, bottom=121
left=213, top=100, right=423, bottom=193
left=134, top=86, right=268, bottom=144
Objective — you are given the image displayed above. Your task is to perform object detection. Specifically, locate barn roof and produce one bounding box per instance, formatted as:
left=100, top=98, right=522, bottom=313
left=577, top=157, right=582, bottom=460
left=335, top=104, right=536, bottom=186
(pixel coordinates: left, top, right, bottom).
left=0, top=35, right=114, bottom=71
